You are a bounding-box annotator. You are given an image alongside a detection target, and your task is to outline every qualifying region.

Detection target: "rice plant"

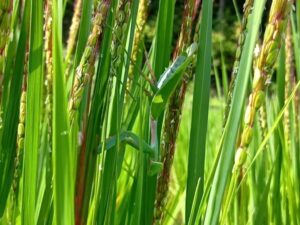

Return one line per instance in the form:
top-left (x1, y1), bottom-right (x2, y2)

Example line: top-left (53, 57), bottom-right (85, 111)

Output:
top-left (0, 0), bottom-right (299, 225)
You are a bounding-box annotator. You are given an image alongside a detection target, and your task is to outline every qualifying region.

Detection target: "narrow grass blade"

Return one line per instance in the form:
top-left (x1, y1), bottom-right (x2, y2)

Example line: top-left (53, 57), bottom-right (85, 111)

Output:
top-left (153, 0), bottom-right (176, 78)
top-left (22, 0), bottom-right (43, 223)
top-left (204, 1), bottom-right (266, 224)
top-left (0, 0), bottom-right (30, 216)
top-left (52, 0), bottom-right (74, 224)
top-left (144, 0), bottom-right (176, 224)
top-left (186, 0), bottom-right (212, 222)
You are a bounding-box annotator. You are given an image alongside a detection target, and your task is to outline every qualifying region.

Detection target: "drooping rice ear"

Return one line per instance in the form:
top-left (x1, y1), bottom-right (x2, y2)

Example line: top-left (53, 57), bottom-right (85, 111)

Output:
top-left (223, 0), bottom-right (254, 128)
top-left (44, 0), bottom-right (53, 145)
top-left (233, 0), bottom-right (292, 171)
top-left (0, 0), bottom-right (13, 102)
top-left (68, 0), bottom-right (110, 124)
top-left (110, 0), bottom-right (132, 77)
top-left (11, 49), bottom-right (29, 221)
top-left (65, 0), bottom-right (82, 80)
top-left (128, 0), bottom-right (150, 79)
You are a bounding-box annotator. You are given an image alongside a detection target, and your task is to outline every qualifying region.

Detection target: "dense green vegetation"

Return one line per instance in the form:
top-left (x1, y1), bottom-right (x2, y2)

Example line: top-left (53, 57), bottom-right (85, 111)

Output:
top-left (0, 0), bottom-right (299, 224)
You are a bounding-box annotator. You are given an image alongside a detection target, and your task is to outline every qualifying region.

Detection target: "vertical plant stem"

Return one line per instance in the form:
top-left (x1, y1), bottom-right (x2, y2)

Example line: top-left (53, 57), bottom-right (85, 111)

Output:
top-left (72, 1), bottom-right (111, 224)
top-left (22, 0), bottom-right (44, 223)
top-left (45, 0), bottom-right (53, 148)
top-left (11, 62), bottom-right (27, 225)
top-left (95, 1), bottom-right (132, 224)
top-left (223, 0), bottom-right (254, 128)
top-left (68, 0), bottom-right (109, 124)
top-left (186, 0), bottom-right (212, 223)
top-left (284, 20), bottom-right (294, 149)
top-left (204, 1), bottom-right (266, 224)
top-left (153, 0), bottom-right (194, 224)
top-left (128, 0), bottom-right (150, 79)
top-left (0, 0), bottom-right (30, 216)
top-left (233, 0), bottom-right (292, 172)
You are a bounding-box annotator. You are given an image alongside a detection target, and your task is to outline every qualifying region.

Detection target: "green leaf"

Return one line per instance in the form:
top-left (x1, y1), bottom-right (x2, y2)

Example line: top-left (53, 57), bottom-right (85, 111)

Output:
top-left (152, 0), bottom-right (176, 78)
top-left (52, 0), bottom-right (74, 224)
top-left (0, 0), bottom-right (30, 216)
top-left (185, 0), bottom-right (212, 222)
top-left (67, 0), bottom-right (94, 90)
top-left (203, 1), bottom-right (267, 225)
top-left (22, 0), bottom-right (43, 223)
top-left (143, 1), bottom-right (176, 224)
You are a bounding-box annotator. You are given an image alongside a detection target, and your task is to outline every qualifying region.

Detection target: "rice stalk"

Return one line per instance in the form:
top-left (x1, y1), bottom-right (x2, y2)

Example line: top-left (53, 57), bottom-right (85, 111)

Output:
top-left (223, 0), bottom-right (254, 128)
top-left (73, 1), bottom-right (113, 224)
top-left (0, 1), bottom-right (299, 224)
top-left (293, 82), bottom-right (299, 149)
top-left (153, 0), bottom-right (195, 224)
top-left (65, 0), bottom-right (82, 80)
top-left (10, 90), bottom-right (26, 220)
top-left (0, 0), bottom-right (13, 104)
top-left (45, 0), bottom-right (53, 146)
top-left (254, 43), bottom-right (269, 151)
top-left (0, 0), bottom-right (12, 71)
top-left (233, 0), bottom-right (292, 172)
top-left (284, 20), bottom-right (294, 148)
top-left (258, 103), bottom-right (268, 149)
top-left (110, 0), bottom-right (132, 77)
top-left (68, 0), bottom-right (110, 124)
top-left (10, 48), bottom-right (28, 224)
top-left (128, 0), bottom-right (150, 78)
top-left (76, 0), bottom-right (131, 224)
